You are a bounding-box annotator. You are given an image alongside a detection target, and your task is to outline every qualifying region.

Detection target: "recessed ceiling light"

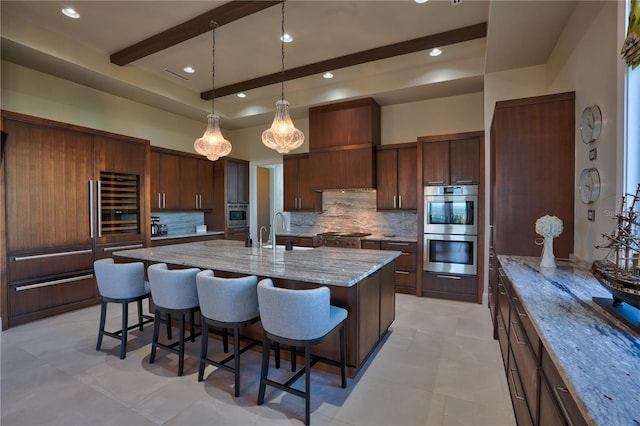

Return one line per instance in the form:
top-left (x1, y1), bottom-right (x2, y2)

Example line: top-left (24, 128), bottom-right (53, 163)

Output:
top-left (183, 66), bottom-right (195, 74)
top-left (281, 33), bottom-right (293, 43)
top-left (61, 7), bottom-right (80, 18)
top-left (323, 72), bottom-right (334, 79)
top-left (429, 48), bottom-right (442, 57)
top-left (237, 93), bottom-right (247, 98)
top-left (415, 0), bottom-right (429, 3)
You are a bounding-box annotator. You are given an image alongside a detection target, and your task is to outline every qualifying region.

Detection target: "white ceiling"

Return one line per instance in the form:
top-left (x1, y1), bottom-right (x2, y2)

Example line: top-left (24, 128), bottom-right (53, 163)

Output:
top-left (0, 1), bottom-right (577, 129)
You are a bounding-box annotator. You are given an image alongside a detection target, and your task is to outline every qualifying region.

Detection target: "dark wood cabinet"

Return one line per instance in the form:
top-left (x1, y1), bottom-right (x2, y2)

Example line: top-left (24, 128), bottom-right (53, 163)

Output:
top-left (491, 92), bottom-right (575, 258)
top-left (494, 258), bottom-right (588, 426)
top-left (309, 98), bottom-right (380, 190)
top-left (283, 154), bottom-right (321, 212)
top-left (227, 159), bottom-right (249, 204)
top-left (180, 156), bottom-right (213, 210)
top-left (421, 134), bottom-right (480, 185)
top-left (151, 150), bottom-right (180, 210)
top-left (275, 235), bottom-right (314, 247)
top-left (422, 272), bottom-right (478, 303)
top-left (381, 240), bottom-right (417, 294)
top-left (376, 144), bottom-right (417, 211)
top-left (2, 111), bottom-right (149, 327)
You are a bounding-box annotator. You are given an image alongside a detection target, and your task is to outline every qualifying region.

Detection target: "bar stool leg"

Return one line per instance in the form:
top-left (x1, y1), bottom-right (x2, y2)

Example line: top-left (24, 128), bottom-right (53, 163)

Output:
top-left (150, 309), bottom-right (160, 364)
top-left (137, 299), bottom-right (144, 331)
top-left (233, 327), bottom-right (241, 397)
top-left (198, 321), bottom-right (209, 382)
top-left (120, 302), bottom-right (128, 359)
top-left (304, 343), bottom-right (311, 426)
top-left (257, 335), bottom-right (271, 405)
top-left (96, 300), bottom-right (107, 351)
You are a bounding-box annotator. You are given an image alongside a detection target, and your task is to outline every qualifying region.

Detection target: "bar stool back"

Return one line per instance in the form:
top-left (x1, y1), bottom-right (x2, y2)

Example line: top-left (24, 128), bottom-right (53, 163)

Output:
top-left (256, 279), bottom-right (348, 425)
top-left (94, 258), bottom-right (153, 359)
top-left (147, 263), bottom-right (200, 376)
top-left (196, 270), bottom-right (260, 396)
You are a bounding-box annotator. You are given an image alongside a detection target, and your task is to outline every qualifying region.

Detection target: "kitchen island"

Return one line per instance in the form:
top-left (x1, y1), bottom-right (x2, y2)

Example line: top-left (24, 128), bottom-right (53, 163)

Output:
top-left (114, 239), bottom-right (401, 377)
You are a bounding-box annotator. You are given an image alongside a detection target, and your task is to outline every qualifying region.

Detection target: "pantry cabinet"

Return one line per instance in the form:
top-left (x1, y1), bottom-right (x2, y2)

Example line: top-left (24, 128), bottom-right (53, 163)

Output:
top-left (151, 150), bottom-right (180, 210)
top-left (2, 110), bottom-right (149, 327)
top-left (226, 159), bottom-right (249, 204)
top-left (376, 143), bottom-right (417, 211)
top-left (180, 156), bottom-right (214, 210)
top-left (283, 154), bottom-right (321, 212)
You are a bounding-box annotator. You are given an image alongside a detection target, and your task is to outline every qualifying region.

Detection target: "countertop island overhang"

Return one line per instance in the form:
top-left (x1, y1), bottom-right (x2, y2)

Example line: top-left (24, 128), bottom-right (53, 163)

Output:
top-left (114, 240), bottom-right (401, 377)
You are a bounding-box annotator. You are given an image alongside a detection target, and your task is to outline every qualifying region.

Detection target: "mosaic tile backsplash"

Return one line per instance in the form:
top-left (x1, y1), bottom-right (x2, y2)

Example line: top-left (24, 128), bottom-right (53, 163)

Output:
top-left (289, 191), bottom-right (417, 239)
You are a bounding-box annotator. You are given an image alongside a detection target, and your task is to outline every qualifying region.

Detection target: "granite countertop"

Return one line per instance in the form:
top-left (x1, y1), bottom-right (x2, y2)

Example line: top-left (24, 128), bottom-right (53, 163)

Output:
top-left (150, 231), bottom-right (224, 241)
top-left (115, 239), bottom-right (401, 287)
top-left (498, 255), bottom-right (640, 426)
top-left (275, 232), bottom-right (417, 243)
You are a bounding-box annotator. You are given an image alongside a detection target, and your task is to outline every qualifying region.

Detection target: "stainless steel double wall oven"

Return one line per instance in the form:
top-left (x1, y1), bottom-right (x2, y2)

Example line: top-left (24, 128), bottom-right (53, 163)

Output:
top-left (423, 185), bottom-right (478, 276)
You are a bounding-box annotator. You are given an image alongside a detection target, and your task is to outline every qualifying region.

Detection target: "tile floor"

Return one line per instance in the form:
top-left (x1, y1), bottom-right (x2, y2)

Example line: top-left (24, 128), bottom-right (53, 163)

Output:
top-left (1, 294), bottom-right (515, 425)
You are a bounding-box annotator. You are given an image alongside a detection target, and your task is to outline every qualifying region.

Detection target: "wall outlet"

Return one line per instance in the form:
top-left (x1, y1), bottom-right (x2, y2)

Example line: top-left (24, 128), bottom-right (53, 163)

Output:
top-left (589, 148), bottom-right (597, 161)
top-left (587, 209), bottom-right (595, 221)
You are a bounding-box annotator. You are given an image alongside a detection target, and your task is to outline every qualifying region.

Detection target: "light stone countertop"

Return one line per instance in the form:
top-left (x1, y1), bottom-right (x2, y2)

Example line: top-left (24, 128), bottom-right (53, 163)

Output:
top-left (498, 255), bottom-right (640, 426)
top-left (115, 239), bottom-right (401, 287)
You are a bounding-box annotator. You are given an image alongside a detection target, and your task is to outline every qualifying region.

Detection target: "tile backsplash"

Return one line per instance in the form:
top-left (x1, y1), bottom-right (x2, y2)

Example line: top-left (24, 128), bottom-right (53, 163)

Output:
top-left (153, 212), bottom-right (205, 235)
top-left (289, 191), bottom-right (417, 239)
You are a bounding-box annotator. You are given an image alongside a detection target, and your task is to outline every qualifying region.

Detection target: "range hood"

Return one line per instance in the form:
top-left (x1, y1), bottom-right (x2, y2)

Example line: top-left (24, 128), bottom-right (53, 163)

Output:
top-left (308, 98), bottom-right (380, 191)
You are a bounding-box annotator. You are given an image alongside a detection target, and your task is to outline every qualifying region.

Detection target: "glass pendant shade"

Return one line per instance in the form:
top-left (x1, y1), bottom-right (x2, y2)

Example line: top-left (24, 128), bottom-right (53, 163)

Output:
top-left (261, 100), bottom-right (304, 154)
top-left (194, 113), bottom-right (231, 161)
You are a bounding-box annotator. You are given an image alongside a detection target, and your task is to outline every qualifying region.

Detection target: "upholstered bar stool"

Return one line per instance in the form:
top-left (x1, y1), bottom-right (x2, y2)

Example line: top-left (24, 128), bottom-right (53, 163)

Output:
top-left (257, 279), bottom-right (348, 426)
top-left (94, 258), bottom-right (153, 359)
top-left (147, 263), bottom-right (201, 376)
top-left (196, 270), bottom-right (261, 396)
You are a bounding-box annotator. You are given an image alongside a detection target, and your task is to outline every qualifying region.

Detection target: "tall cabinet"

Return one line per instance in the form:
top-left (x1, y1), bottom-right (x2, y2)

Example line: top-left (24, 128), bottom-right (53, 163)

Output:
top-left (2, 111), bottom-right (149, 328)
top-left (490, 92), bottom-right (575, 258)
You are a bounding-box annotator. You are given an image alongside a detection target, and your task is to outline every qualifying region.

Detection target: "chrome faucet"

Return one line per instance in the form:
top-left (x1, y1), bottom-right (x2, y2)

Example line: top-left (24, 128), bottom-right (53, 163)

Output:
top-left (259, 225), bottom-right (268, 248)
top-left (270, 211), bottom-right (286, 252)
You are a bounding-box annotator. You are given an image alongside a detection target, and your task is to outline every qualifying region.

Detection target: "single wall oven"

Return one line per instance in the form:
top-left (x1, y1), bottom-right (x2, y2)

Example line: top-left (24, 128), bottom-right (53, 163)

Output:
top-left (423, 185), bottom-right (478, 276)
top-left (227, 203), bottom-right (248, 228)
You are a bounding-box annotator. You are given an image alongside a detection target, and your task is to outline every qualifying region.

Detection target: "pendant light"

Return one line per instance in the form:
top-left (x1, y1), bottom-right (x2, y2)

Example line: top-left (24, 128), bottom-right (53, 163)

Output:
top-left (261, 0), bottom-right (304, 154)
top-left (194, 21), bottom-right (231, 161)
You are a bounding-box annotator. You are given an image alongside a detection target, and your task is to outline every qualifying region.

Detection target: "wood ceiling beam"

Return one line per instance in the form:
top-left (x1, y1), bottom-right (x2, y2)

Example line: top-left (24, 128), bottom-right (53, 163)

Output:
top-left (202, 22), bottom-right (487, 100)
top-left (110, 1), bottom-right (280, 66)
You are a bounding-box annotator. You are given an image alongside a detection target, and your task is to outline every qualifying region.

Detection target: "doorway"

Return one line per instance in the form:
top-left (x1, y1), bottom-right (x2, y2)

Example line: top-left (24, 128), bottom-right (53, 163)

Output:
top-left (250, 162), bottom-right (285, 244)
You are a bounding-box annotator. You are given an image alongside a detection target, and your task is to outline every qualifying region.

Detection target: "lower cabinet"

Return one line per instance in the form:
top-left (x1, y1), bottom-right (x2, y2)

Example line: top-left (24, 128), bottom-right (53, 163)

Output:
top-left (226, 227), bottom-right (249, 242)
top-left (422, 272), bottom-right (478, 302)
top-left (151, 234), bottom-right (223, 247)
top-left (275, 235), bottom-right (314, 247)
top-left (495, 259), bottom-right (587, 426)
top-left (361, 239), bottom-right (417, 294)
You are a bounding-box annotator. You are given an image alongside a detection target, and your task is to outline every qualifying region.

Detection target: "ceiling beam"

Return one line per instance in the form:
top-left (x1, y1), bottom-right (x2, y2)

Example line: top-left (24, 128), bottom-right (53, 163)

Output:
top-left (110, 1), bottom-right (280, 66)
top-left (202, 22), bottom-right (487, 100)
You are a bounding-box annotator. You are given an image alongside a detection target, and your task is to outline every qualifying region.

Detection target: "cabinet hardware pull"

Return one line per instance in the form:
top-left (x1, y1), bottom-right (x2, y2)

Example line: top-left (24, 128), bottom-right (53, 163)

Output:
top-left (163, 193), bottom-right (166, 209)
top-left (395, 270), bottom-right (410, 275)
top-left (299, 197), bottom-right (302, 209)
top-left (436, 274), bottom-right (461, 280)
top-left (89, 180), bottom-right (95, 238)
top-left (13, 249), bottom-right (93, 261)
top-left (97, 180), bottom-right (103, 237)
top-left (513, 299), bottom-right (528, 318)
top-left (399, 195), bottom-right (402, 209)
top-left (103, 244), bottom-right (144, 252)
top-left (552, 386), bottom-right (575, 426)
top-left (196, 194), bottom-right (199, 208)
top-left (158, 193), bottom-right (162, 209)
top-left (401, 252), bottom-right (410, 256)
top-left (428, 180), bottom-right (444, 185)
top-left (393, 195), bottom-right (397, 209)
top-left (456, 180), bottom-right (473, 184)
top-left (498, 267), bottom-right (506, 277)
top-left (510, 321), bottom-right (527, 346)
top-left (509, 367), bottom-right (526, 400)
top-left (388, 242), bottom-right (409, 246)
top-left (15, 274), bottom-right (94, 291)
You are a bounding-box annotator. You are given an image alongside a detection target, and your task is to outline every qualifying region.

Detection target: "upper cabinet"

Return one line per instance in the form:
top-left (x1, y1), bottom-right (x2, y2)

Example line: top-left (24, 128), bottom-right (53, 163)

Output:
top-left (283, 154), bottom-right (322, 212)
top-left (376, 143), bottom-right (417, 211)
top-left (309, 98), bottom-right (380, 190)
top-left (226, 159), bottom-right (249, 204)
top-left (421, 133), bottom-right (481, 186)
top-left (151, 148), bottom-right (214, 211)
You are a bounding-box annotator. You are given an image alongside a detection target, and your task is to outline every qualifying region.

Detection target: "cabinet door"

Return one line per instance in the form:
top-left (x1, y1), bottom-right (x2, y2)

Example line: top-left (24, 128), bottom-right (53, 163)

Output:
top-left (227, 160), bottom-right (239, 203)
top-left (152, 152), bottom-right (180, 210)
top-left (396, 146), bottom-right (417, 210)
top-left (4, 118), bottom-right (94, 252)
top-left (450, 137), bottom-right (480, 184)
top-left (180, 157), bottom-right (199, 210)
top-left (197, 159), bottom-right (214, 210)
top-left (422, 141), bottom-right (449, 185)
top-left (237, 161), bottom-right (249, 203)
top-left (151, 150), bottom-right (161, 210)
top-left (376, 149), bottom-right (398, 210)
top-left (283, 157), bottom-right (299, 211)
top-left (297, 156), bottom-right (319, 210)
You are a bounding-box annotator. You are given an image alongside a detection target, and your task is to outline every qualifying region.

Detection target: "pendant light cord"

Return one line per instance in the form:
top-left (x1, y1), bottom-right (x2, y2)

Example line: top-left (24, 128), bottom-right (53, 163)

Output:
top-left (211, 20), bottom-right (217, 114)
top-left (280, 0), bottom-right (285, 102)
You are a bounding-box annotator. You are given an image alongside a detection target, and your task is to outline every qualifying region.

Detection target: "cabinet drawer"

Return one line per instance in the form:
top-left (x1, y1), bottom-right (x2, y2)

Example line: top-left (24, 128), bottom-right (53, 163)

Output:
top-left (511, 295), bottom-right (540, 358)
top-left (395, 252), bottom-right (416, 270)
top-left (7, 249), bottom-right (94, 282)
top-left (394, 269), bottom-right (416, 293)
top-left (9, 273), bottom-right (97, 318)
top-left (422, 272), bottom-right (478, 302)
top-left (497, 278), bottom-right (510, 333)
top-left (380, 240), bottom-right (416, 252)
top-left (361, 240), bottom-right (381, 250)
top-left (497, 312), bottom-right (509, 371)
top-left (507, 348), bottom-right (534, 426)
top-left (541, 347), bottom-right (587, 426)
top-left (96, 242), bottom-right (145, 259)
top-left (509, 317), bottom-right (539, 424)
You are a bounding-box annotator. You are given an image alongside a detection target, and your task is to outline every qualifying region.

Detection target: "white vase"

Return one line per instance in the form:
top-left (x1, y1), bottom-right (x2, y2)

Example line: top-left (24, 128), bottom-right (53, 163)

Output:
top-left (540, 236), bottom-right (556, 268)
